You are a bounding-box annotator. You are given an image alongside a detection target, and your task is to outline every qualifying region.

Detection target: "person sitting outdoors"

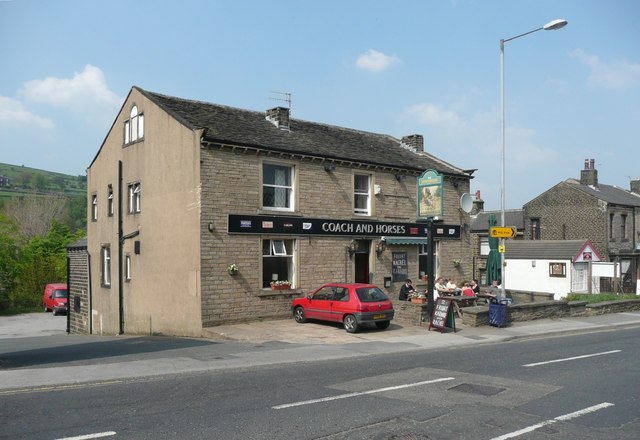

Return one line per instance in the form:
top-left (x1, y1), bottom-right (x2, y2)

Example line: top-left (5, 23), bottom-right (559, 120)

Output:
top-left (398, 279), bottom-right (415, 301)
top-left (446, 278), bottom-right (461, 293)
top-left (461, 282), bottom-right (475, 297)
top-left (471, 279), bottom-right (481, 295)
top-left (434, 277), bottom-right (450, 295)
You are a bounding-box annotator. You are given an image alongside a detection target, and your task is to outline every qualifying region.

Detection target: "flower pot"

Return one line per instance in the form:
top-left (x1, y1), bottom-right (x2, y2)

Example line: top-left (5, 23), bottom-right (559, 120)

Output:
top-left (271, 284), bottom-right (291, 291)
top-left (411, 298), bottom-right (426, 304)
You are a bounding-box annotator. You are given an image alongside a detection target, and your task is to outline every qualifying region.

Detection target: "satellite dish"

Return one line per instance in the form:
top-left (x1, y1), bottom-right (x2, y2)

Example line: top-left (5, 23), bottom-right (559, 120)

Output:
top-left (460, 193), bottom-right (473, 213)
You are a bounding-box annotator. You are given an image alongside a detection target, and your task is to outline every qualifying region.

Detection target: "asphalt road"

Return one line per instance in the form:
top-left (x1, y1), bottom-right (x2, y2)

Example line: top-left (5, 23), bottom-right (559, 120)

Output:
top-left (2, 326), bottom-right (638, 439)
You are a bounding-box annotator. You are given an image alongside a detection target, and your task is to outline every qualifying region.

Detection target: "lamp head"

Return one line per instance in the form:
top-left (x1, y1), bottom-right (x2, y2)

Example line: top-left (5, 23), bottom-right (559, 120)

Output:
top-left (543, 19), bottom-right (568, 31)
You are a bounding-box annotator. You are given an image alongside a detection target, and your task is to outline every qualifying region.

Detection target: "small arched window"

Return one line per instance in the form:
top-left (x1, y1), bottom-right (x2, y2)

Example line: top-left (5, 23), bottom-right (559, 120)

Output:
top-left (124, 105), bottom-right (144, 144)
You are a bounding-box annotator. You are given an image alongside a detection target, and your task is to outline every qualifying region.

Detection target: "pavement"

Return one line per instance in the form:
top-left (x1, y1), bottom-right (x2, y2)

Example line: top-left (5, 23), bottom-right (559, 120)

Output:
top-left (1, 311), bottom-right (640, 392)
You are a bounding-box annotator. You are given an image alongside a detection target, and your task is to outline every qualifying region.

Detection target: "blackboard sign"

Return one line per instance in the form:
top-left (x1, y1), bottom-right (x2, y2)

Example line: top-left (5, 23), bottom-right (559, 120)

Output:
top-left (392, 252), bottom-right (408, 282)
top-left (429, 297), bottom-right (456, 333)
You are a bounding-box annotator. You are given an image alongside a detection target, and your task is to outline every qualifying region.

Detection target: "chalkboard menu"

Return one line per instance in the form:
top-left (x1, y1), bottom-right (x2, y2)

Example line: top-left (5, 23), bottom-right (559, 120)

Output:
top-left (392, 252), bottom-right (408, 282)
top-left (429, 297), bottom-right (456, 333)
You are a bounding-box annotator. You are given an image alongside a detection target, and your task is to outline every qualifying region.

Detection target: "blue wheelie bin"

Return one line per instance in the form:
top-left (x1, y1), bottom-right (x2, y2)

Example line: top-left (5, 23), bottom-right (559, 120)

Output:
top-left (488, 298), bottom-right (509, 327)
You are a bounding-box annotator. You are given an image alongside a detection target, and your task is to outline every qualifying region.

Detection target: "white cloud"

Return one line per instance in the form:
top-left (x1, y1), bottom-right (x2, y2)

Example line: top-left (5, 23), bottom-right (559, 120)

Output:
top-left (400, 102), bottom-right (462, 127)
top-left (20, 64), bottom-right (121, 115)
top-left (570, 49), bottom-right (640, 89)
top-left (0, 96), bottom-right (54, 129)
top-left (356, 49), bottom-right (401, 73)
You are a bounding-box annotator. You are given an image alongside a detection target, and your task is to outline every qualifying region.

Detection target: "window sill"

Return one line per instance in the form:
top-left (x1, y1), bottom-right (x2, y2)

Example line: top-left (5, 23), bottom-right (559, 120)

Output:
top-left (258, 288), bottom-right (303, 298)
top-left (257, 209), bottom-right (300, 217)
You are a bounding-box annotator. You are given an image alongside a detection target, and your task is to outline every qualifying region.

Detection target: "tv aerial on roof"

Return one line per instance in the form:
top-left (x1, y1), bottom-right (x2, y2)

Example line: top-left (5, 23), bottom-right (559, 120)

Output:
top-left (269, 91), bottom-right (292, 110)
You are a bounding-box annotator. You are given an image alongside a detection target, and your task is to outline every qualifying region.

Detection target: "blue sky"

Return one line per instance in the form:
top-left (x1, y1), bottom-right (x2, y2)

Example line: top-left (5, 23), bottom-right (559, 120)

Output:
top-left (1, 0), bottom-right (638, 212)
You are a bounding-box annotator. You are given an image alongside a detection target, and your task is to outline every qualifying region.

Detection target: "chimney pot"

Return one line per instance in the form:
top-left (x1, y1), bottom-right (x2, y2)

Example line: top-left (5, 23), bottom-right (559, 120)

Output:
top-left (580, 159), bottom-right (598, 186)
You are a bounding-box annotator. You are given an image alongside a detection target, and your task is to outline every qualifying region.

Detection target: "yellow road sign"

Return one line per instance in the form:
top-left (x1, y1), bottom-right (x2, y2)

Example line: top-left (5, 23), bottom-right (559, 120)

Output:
top-left (490, 226), bottom-right (517, 239)
top-left (499, 245), bottom-right (506, 253)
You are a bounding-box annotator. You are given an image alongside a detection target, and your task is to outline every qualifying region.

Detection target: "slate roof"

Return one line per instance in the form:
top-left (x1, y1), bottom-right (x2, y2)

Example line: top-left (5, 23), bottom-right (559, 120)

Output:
top-left (470, 209), bottom-right (524, 232)
top-left (505, 240), bottom-right (593, 260)
top-left (137, 87), bottom-right (470, 177)
top-left (564, 178), bottom-right (640, 207)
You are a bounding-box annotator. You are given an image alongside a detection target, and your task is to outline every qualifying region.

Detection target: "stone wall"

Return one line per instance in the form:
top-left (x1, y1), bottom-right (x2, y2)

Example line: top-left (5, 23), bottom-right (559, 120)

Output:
top-left (67, 246), bottom-right (90, 334)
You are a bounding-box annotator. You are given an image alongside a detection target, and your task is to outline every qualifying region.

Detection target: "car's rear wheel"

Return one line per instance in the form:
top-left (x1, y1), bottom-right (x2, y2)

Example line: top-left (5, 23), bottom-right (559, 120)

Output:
top-left (375, 320), bottom-right (390, 330)
top-left (343, 315), bottom-right (359, 333)
top-left (293, 307), bottom-right (307, 323)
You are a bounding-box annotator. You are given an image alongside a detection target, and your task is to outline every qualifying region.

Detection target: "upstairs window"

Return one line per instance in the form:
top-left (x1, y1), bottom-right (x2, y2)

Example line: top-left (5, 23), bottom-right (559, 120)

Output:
top-left (91, 194), bottom-right (98, 221)
top-left (621, 214), bottom-right (628, 240)
top-left (530, 218), bottom-right (541, 240)
top-left (124, 105), bottom-right (144, 144)
top-left (107, 185), bottom-right (114, 217)
top-left (263, 163), bottom-right (294, 211)
top-left (354, 174), bottom-right (371, 216)
top-left (128, 182), bottom-right (141, 214)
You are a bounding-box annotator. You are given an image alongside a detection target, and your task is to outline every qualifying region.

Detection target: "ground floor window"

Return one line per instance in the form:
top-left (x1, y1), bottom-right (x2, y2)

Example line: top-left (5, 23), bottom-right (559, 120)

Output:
top-left (418, 242), bottom-right (439, 280)
top-left (262, 238), bottom-right (295, 288)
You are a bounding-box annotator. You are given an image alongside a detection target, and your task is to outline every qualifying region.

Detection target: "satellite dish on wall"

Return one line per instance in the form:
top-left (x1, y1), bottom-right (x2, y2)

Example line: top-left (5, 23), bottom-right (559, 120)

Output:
top-left (460, 193), bottom-right (473, 213)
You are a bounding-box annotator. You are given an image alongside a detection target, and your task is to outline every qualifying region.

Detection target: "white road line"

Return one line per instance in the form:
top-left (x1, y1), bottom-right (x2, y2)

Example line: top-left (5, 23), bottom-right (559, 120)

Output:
top-left (522, 350), bottom-right (621, 367)
top-left (56, 432), bottom-right (117, 440)
top-left (489, 402), bottom-right (614, 440)
top-left (272, 377), bottom-right (455, 409)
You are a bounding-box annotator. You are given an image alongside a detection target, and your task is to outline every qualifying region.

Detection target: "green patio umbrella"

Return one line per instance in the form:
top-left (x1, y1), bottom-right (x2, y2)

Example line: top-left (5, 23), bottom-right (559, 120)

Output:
top-left (486, 214), bottom-right (501, 285)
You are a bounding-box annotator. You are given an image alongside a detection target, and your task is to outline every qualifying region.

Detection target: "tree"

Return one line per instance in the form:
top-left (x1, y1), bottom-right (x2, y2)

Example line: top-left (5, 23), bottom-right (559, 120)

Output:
top-left (0, 214), bottom-right (19, 309)
top-left (3, 194), bottom-right (68, 240)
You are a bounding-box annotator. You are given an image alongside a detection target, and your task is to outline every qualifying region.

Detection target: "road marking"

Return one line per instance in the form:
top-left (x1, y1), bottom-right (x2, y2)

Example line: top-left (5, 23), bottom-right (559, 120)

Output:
top-left (489, 402), bottom-right (614, 440)
top-left (272, 377), bottom-right (455, 409)
top-left (56, 432), bottom-right (116, 440)
top-left (522, 350), bottom-right (621, 367)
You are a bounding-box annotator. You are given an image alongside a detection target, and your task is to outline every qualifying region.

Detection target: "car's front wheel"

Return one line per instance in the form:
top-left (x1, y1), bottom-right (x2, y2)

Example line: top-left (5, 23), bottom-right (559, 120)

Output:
top-left (343, 315), bottom-right (359, 333)
top-left (293, 307), bottom-right (307, 323)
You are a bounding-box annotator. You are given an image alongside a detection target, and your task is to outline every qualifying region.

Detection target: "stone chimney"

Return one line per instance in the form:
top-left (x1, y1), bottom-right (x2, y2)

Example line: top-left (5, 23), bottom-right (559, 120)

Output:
top-left (473, 190), bottom-right (484, 212)
top-left (400, 134), bottom-right (424, 153)
top-left (266, 107), bottom-right (290, 130)
top-left (580, 158), bottom-right (598, 187)
top-left (631, 179), bottom-right (640, 195)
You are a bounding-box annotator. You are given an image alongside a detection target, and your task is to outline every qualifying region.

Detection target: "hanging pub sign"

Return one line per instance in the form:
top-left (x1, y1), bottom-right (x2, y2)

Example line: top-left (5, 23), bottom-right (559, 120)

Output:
top-left (417, 169), bottom-right (443, 219)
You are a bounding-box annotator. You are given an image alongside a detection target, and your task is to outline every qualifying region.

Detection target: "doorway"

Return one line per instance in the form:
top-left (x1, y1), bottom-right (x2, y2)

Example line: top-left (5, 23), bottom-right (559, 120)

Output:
top-left (354, 240), bottom-right (371, 283)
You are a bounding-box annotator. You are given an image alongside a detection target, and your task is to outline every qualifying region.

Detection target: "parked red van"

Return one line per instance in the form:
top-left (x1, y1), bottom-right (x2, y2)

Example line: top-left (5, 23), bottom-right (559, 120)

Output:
top-left (43, 283), bottom-right (68, 315)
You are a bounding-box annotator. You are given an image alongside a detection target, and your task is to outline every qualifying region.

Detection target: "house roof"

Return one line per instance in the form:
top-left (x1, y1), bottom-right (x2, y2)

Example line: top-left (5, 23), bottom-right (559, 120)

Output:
top-left (564, 178), bottom-right (640, 207)
top-left (137, 87), bottom-right (471, 177)
top-left (470, 209), bottom-right (524, 232)
top-left (504, 240), bottom-right (597, 260)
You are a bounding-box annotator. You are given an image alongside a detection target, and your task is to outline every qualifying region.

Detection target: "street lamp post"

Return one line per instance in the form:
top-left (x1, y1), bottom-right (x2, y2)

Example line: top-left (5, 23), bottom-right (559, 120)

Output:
top-left (500, 18), bottom-right (567, 297)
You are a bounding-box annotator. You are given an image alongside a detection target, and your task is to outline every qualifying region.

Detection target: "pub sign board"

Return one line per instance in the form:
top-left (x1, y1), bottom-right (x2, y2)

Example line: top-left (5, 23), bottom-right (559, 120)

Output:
top-left (228, 214), bottom-right (461, 239)
top-left (392, 252), bottom-right (408, 282)
top-left (418, 169), bottom-right (443, 219)
top-left (429, 297), bottom-right (456, 333)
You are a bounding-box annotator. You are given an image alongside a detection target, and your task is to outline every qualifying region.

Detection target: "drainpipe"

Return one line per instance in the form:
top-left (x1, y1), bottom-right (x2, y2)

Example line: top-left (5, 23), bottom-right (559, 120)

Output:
top-left (118, 161), bottom-right (124, 334)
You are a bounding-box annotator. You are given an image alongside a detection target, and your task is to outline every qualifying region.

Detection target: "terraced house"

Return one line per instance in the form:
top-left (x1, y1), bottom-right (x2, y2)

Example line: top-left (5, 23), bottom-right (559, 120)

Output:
top-left (80, 87), bottom-right (474, 337)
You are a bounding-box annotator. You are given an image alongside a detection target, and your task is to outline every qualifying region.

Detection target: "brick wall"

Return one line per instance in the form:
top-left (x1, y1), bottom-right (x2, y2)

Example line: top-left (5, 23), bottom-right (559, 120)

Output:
top-left (67, 247), bottom-right (90, 334)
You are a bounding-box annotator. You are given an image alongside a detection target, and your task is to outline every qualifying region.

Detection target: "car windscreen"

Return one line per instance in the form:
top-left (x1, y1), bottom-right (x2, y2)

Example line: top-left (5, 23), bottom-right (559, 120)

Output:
top-left (355, 287), bottom-right (388, 302)
top-left (53, 290), bottom-right (67, 298)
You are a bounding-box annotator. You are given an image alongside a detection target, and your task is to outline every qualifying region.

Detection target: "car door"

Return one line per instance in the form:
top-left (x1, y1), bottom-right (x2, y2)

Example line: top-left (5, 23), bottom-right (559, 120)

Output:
top-left (306, 286), bottom-right (334, 321)
top-left (330, 287), bottom-right (350, 321)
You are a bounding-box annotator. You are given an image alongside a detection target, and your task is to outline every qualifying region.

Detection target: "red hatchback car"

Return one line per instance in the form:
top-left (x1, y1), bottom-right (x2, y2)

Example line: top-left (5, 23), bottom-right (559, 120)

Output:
top-left (292, 283), bottom-right (394, 333)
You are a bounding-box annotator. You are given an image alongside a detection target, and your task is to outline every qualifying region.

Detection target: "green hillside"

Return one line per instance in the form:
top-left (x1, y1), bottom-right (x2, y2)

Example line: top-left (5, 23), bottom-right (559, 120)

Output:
top-left (0, 163), bottom-right (86, 206)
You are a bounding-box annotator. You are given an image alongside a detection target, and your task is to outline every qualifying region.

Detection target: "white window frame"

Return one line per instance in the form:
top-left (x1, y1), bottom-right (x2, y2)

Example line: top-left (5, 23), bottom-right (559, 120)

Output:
top-left (107, 185), bottom-right (114, 217)
top-left (272, 240), bottom-right (287, 256)
top-left (353, 173), bottom-right (371, 216)
top-left (480, 236), bottom-right (490, 256)
top-left (91, 194), bottom-right (98, 221)
top-left (262, 238), bottom-right (296, 288)
top-left (262, 162), bottom-right (294, 211)
top-left (128, 182), bottom-right (141, 214)
top-left (125, 254), bottom-right (131, 282)
top-left (101, 245), bottom-right (111, 287)
top-left (124, 105), bottom-right (144, 145)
